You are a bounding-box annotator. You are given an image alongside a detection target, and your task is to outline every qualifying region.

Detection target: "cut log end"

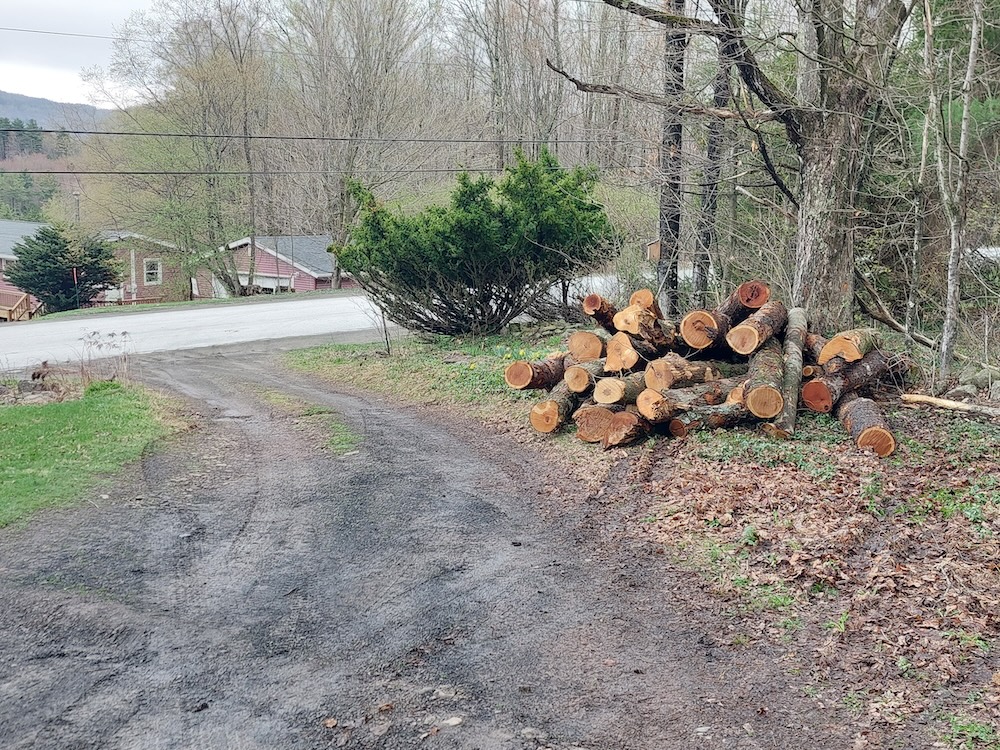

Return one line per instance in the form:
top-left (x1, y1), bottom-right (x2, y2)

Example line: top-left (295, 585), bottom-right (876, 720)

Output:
top-left (529, 400), bottom-right (562, 433)
top-left (567, 331), bottom-right (605, 362)
top-left (594, 379), bottom-right (627, 404)
top-left (736, 280), bottom-right (770, 309)
top-left (726, 324), bottom-right (761, 355)
top-left (679, 310), bottom-right (721, 349)
top-left (801, 379), bottom-right (834, 413)
top-left (564, 364), bottom-right (596, 393)
top-left (504, 361), bottom-right (535, 390)
top-left (745, 385), bottom-right (783, 419)
top-left (857, 425), bottom-right (896, 457)
top-left (602, 412), bottom-right (651, 449)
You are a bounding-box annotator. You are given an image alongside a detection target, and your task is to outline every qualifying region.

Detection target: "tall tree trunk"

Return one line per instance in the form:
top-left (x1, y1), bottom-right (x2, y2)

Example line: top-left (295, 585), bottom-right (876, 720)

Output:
top-left (657, 0), bottom-right (686, 316)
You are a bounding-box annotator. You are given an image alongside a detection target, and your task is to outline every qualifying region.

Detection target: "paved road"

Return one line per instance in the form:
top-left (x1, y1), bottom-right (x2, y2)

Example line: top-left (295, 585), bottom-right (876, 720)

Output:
top-left (0, 294), bottom-right (382, 372)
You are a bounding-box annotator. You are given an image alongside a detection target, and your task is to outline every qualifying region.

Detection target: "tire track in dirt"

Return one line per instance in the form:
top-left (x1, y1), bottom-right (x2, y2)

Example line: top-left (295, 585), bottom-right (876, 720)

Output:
top-left (0, 346), bottom-right (853, 749)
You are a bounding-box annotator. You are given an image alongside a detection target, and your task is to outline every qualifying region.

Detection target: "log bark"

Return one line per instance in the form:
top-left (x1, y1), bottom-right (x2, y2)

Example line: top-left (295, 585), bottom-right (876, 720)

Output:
top-left (564, 360), bottom-right (606, 394)
top-left (594, 372), bottom-right (647, 405)
top-left (762, 306), bottom-right (807, 439)
top-left (725, 300), bottom-right (788, 355)
top-left (803, 332), bottom-right (827, 363)
top-left (636, 378), bottom-right (740, 423)
top-left (818, 328), bottom-right (881, 365)
top-left (744, 338), bottom-right (785, 419)
top-left (836, 392), bottom-right (896, 457)
top-left (801, 349), bottom-right (901, 413)
top-left (629, 288), bottom-right (664, 319)
top-left (644, 352), bottom-right (723, 390)
top-left (582, 294), bottom-right (619, 334)
top-left (567, 331), bottom-right (606, 362)
top-left (668, 403), bottom-right (750, 437)
top-left (900, 393), bottom-right (1000, 418)
top-left (602, 411), bottom-right (652, 449)
top-left (504, 353), bottom-right (571, 390)
top-left (529, 382), bottom-right (579, 433)
top-left (573, 403), bottom-right (624, 443)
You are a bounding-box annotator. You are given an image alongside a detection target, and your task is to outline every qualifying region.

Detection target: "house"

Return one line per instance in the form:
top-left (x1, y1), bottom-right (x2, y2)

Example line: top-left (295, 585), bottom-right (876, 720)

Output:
top-left (0, 219), bottom-right (44, 321)
top-left (222, 234), bottom-right (355, 295)
top-left (97, 231), bottom-right (212, 305)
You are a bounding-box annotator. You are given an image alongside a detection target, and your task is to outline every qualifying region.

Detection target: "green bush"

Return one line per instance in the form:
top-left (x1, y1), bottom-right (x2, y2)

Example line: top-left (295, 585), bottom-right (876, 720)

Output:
top-left (339, 149), bottom-right (616, 335)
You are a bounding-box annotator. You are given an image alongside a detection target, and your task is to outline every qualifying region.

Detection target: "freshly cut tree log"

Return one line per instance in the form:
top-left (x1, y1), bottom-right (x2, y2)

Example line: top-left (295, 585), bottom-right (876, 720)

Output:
top-left (678, 279), bottom-right (770, 349)
top-left (803, 332), bottom-right (828, 363)
top-left (743, 338), bottom-right (785, 419)
top-left (733, 279), bottom-right (771, 309)
top-left (836, 393), bottom-right (896, 457)
top-left (802, 349), bottom-right (901, 413)
top-left (567, 331), bottom-right (607, 362)
top-left (644, 352), bottom-right (723, 390)
top-left (668, 403), bottom-right (750, 437)
top-left (900, 393), bottom-right (1000, 418)
top-left (822, 355), bottom-right (849, 375)
top-left (529, 382), bottom-right (579, 433)
top-left (594, 372), bottom-right (647, 405)
top-left (612, 304), bottom-right (678, 349)
top-left (762, 307), bottom-right (807, 439)
top-left (573, 403), bottom-right (624, 443)
top-left (725, 381), bottom-right (747, 405)
top-left (725, 300), bottom-right (788, 355)
top-left (582, 294), bottom-right (619, 335)
top-left (636, 378), bottom-right (739, 423)
top-left (504, 353), bottom-right (571, 390)
top-left (818, 328), bottom-right (881, 365)
top-left (602, 411), bottom-right (652, 449)
top-left (629, 288), bottom-right (663, 319)
top-left (802, 364), bottom-right (824, 378)
top-left (564, 360), bottom-right (606, 393)
top-left (605, 332), bottom-right (658, 372)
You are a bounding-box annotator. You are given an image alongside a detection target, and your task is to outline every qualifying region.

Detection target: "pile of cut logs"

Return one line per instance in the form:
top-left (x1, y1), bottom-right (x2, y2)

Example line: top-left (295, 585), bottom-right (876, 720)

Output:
top-left (504, 281), bottom-right (910, 456)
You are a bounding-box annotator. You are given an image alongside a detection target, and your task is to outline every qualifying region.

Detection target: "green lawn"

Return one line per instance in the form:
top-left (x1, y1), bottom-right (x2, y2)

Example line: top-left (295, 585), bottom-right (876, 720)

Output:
top-left (0, 382), bottom-right (172, 526)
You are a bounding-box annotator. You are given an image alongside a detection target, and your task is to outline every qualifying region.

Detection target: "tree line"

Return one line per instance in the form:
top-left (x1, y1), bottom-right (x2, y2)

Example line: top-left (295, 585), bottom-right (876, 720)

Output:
top-left (65, 0), bottom-right (999, 375)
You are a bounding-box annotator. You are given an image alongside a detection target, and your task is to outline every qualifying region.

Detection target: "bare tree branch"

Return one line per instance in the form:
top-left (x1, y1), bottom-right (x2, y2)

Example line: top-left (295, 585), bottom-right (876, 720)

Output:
top-left (545, 60), bottom-right (778, 122)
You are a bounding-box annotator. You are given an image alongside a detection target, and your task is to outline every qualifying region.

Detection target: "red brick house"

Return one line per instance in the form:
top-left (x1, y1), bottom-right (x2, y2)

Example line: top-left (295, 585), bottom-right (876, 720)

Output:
top-left (222, 235), bottom-right (355, 294)
top-left (97, 231), bottom-right (214, 304)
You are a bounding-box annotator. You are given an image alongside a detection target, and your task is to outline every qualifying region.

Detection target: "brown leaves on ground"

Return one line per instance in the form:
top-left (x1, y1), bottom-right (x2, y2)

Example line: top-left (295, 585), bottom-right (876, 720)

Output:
top-left (610, 408), bottom-right (1000, 747)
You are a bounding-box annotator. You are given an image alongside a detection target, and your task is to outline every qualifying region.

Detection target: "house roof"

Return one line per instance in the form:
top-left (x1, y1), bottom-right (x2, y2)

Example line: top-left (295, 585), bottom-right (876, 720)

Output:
top-left (0, 219), bottom-right (46, 260)
top-left (231, 235), bottom-right (335, 278)
top-left (98, 230), bottom-right (178, 250)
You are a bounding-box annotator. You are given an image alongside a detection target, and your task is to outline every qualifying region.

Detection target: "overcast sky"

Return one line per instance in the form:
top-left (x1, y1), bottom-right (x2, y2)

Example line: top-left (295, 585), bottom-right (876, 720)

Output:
top-left (0, 0), bottom-right (157, 105)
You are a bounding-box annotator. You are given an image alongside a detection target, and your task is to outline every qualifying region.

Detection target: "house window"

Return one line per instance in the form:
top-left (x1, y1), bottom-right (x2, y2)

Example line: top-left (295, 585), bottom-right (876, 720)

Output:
top-left (144, 259), bottom-right (162, 285)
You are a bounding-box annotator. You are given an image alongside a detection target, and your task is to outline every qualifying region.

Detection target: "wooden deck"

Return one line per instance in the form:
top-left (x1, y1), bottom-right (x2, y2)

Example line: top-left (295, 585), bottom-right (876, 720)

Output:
top-left (0, 290), bottom-right (35, 322)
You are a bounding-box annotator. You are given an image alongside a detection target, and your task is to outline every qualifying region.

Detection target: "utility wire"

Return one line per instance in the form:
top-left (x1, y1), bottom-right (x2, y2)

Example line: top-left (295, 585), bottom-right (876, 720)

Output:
top-left (0, 127), bottom-right (643, 147)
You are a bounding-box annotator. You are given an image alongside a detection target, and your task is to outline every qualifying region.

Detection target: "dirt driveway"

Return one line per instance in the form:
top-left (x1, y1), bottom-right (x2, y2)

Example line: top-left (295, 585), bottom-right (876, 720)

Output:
top-left (0, 346), bottom-right (852, 749)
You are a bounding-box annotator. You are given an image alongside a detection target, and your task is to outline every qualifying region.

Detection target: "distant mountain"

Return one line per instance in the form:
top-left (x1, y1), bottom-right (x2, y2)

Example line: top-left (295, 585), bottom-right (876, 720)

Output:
top-left (0, 91), bottom-right (112, 129)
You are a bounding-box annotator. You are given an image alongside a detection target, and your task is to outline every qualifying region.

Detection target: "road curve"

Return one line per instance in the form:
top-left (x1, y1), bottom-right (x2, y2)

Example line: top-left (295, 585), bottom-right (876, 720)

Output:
top-left (0, 294), bottom-right (381, 372)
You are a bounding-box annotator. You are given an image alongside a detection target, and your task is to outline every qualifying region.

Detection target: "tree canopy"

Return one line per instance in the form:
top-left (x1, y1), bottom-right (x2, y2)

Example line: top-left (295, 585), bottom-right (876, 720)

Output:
top-left (7, 226), bottom-right (121, 313)
top-left (339, 149), bottom-right (617, 335)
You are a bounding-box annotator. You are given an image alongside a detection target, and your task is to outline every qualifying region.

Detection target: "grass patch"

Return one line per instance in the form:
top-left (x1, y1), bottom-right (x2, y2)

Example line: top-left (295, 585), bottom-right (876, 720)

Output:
top-left (253, 386), bottom-right (360, 455)
top-left (284, 332), bottom-right (567, 417)
top-left (0, 381), bottom-right (173, 526)
top-left (944, 715), bottom-right (1000, 749)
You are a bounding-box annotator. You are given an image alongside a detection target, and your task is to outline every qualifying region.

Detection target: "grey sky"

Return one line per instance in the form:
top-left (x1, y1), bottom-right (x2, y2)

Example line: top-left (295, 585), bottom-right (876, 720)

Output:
top-left (0, 1), bottom-right (156, 104)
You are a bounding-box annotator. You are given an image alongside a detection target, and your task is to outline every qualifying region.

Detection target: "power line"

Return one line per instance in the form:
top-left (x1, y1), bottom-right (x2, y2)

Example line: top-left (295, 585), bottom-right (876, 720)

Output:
top-left (0, 127), bottom-right (633, 147)
top-left (0, 168), bottom-right (509, 176)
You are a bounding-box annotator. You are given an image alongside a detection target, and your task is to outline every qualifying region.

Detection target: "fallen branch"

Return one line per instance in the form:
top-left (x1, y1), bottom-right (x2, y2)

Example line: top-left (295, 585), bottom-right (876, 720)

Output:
top-left (900, 393), bottom-right (1000, 418)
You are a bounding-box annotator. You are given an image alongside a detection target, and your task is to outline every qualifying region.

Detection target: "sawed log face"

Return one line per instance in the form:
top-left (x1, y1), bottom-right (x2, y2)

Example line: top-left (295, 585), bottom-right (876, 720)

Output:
top-left (726, 300), bottom-right (788, 355)
top-left (530, 382), bottom-right (579, 433)
top-left (744, 338), bottom-right (785, 419)
top-left (836, 392), bottom-right (896, 457)
top-left (602, 412), bottom-right (652, 450)
top-left (801, 349), bottom-right (897, 413)
top-left (573, 403), bottom-right (624, 443)
top-left (582, 294), bottom-right (619, 334)
top-left (504, 353), bottom-right (571, 390)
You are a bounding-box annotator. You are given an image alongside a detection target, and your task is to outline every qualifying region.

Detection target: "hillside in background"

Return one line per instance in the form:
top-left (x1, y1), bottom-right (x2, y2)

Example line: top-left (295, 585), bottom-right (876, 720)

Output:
top-left (0, 90), bottom-right (110, 128)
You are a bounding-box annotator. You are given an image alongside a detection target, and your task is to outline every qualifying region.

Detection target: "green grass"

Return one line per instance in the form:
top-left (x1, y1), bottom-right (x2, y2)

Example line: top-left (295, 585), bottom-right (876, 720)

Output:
top-left (284, 332), bottom-right (567, 413)
top-left (0, 381), bottom-right (171, 526)
top-left (253, 386), bottom-right (361, 455)
top-left (944, 715), bottom-right (1000, 749)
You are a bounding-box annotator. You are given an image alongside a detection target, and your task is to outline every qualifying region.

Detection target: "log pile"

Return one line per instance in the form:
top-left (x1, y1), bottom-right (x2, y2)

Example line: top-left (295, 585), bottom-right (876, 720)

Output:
top-left (505, 282), bottom-right (915, 457)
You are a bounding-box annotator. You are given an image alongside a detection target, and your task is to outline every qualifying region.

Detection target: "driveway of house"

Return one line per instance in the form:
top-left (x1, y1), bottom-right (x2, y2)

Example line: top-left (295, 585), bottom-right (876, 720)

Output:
top-left (0, 345), bottom-right (851, 749)
top-left (0, 293), bottom-right (382, 372)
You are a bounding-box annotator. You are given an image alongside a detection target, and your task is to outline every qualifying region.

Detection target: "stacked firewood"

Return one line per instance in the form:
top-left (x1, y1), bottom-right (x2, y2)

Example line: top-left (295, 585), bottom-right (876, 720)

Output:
top-left (504, 281), bottom-right (910, 456)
